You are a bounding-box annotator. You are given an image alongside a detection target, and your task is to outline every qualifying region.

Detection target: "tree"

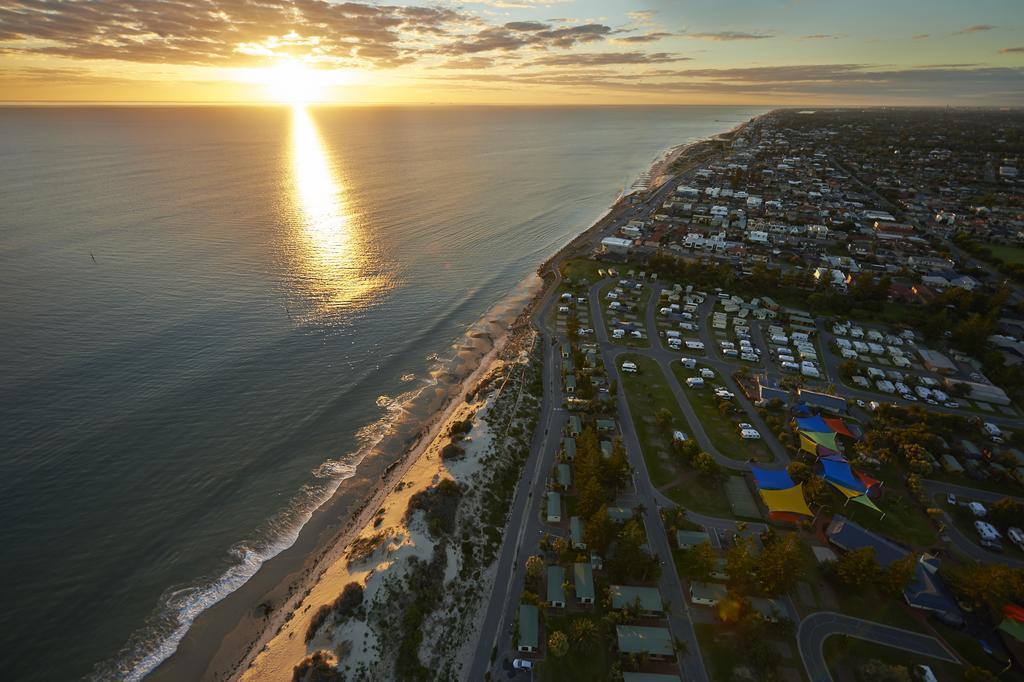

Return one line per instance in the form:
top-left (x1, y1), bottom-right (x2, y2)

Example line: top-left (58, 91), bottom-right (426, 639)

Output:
top-left (576, 475), bottom-right (604, 519)
top-left (686, 541), bottom-right (716, 582)
top-left (548, 630), bottom-right (569, 657)
top-left (835, 547), bottom-right (879, 589)
top-left (878, 554), bottom-right (916, 596)
top-left (756, 534), bottom-right (805, 595)
top-left (569, 617), bottom-right (598, 651)
top-left (989, 498), bottom-right (1024, 530)
top-left (525, 555), bottom-right (545, 580)
top-left (786, 461), bottom-right (813, 483)
top-left (693, 451), bottom-right (722, 480)
top-left (726, 538), bottom-right (758, 595)
top-left (584, 505), bottom-right (616, 554)
top-left (655, 408), bottom-right (674, 433)
top-left (953, 563), bottom-right (1024, 614)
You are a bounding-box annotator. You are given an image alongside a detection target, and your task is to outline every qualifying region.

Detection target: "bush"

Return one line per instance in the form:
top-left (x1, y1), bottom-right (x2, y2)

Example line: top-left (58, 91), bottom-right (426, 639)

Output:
top-left (406, 478), bottom-right (464, 537)
top-left (292, 650), bottom-right (342, 682)
top-left (441, 443), bottom-right (465, 460)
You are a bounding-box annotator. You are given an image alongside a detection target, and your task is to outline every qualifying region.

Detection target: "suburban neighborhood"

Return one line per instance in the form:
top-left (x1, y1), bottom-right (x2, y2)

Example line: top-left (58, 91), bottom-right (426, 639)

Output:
top-left (480, 109), bottom-right (1024, 682)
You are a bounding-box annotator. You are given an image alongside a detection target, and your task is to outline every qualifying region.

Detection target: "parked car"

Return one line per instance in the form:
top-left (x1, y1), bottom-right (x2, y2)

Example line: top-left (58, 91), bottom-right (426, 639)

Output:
top-left (513, 659), bottom-right (534, 670)
top-left (740, 429), bottom-right (761, 440)
top-left (947, 493), bottom-right (957, 506)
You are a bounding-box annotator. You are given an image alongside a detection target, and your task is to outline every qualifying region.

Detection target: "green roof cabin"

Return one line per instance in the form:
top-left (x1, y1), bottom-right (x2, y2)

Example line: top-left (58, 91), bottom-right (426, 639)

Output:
top-left (616, 625), bottom-right (674, 660)
top-left (569, 516), bottom-right (586, 549)
top-left (610, 585), bottom-right (663, 616)
top-left (563, 437), bottom-right (577, 461)
top-left (557, 463), bottom-right (572, 488)
top-left (574, 562), bottom-right (595, 604)
top-left (517, 604), bottom-right (538, 652)
top-left (546, 491), bottom-right (561, 523)
top-left (547, 565), bottom-right (566, 608)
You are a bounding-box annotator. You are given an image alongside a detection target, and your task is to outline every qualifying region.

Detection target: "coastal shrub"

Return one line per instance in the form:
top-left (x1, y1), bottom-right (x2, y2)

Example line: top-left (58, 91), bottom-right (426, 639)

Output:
top-left (440, 443), bottom-right (464, 460)
top-left (292, 650), bottom-right (342, 682)
top-left (449, 419), bottom-right (473, 437)
top-left (305, 605), bottom-right (333, 643)
top-left (406, 478), bottom-right (463, 537)
top-left (303, 582), bottom-right (365, 643)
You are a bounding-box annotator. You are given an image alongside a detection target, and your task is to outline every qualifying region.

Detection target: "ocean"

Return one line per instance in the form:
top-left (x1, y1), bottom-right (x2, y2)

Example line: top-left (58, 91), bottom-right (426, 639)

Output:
top-left (0, 104), bottom-right (765, 680)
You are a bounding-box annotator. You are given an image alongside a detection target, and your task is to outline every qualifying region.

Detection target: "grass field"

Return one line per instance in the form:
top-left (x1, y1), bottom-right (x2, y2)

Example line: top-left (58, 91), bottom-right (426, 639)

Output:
top-left (618, 353), bottom-right (693, 487)
top-left (988, 243), bottom-right (1024, 266)
top-left (665, 472), bottom-right (737, 517)
top-left (670, 362), bottom-right (772, 462)
top-left (823, 635), bottom-right (970, 681)
top-left (537, 611), bottom-right (616, 681)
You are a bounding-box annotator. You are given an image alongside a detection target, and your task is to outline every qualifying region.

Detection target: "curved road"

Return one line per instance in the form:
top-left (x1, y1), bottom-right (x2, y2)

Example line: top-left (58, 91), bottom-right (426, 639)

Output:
top-left (798, 611), bottom-right (959, 682)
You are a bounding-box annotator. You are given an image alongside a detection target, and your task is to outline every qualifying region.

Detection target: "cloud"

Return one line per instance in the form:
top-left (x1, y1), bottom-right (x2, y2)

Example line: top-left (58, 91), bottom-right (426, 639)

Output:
top-left (432, 63), bottom-right (1024, 103)
top-left (527, 51), bottom-right (690, 67)
top-left (801, 34), bottom-right (839, 40)
top-left (627, 10), bottom-right (656, 24)
top-left (682, 31), bottom-right (774, 41)
top-left (954, 24), bottom-right (995, 35)
top-left (912, 34), bottom-right (930, 40)
top-left (503, 21), bottom-right (549, 32)
top-left (437, 56), bottom-right (496, 69)
top-left (612, 32), bottom-right (674, 44)
top-left (0, 0), bottom-right (477, 68)
top-left (437, 22), bottom-right (612, 55)
top-left (999, 47), bottom-right (1024, 54)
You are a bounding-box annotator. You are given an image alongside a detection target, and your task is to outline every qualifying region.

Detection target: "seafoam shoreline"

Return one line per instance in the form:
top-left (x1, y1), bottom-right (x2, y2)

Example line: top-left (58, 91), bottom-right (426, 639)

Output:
top-left (138, 111), bottom-right (766, 681)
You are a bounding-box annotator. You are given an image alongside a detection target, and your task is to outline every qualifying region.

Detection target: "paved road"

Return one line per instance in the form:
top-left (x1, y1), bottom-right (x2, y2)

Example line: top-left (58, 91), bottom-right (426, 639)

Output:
top-left (470, 171), bottom-right (691, 679)
top-left (919, 480), bottom-right (1024, 567)
top-left (591, 280), bottom-right (790, 472)
top-left (922, 479), bottom-right (1024, 505)
top-left (468, 262), bottom-right (568, 680)
top-left (798, 611), bottom-right (959, 682)
top-left (592, 281), bottom-right (710, 682)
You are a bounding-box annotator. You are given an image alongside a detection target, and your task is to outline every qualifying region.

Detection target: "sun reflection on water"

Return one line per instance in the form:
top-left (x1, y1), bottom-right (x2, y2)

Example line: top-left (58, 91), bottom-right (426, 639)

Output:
top-left (287, 104), bottom-right (385, 315)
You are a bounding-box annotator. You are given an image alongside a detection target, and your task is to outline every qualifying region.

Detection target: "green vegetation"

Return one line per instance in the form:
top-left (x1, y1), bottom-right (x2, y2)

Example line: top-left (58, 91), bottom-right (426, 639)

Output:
top-left (406, 478), bottom-right (463, 538)
top-left (665, 473), bottom-right (734, 516)
top-left (670, 363), bottom-right (771, 462)
top-left (823, 635), bottom-right (973, 682)
top-left (305, 582), bottom-right (365, 643)
top-left (538, 612), bottom-right (618, 682)
top-left (617, 353), bottom-right (693, 486)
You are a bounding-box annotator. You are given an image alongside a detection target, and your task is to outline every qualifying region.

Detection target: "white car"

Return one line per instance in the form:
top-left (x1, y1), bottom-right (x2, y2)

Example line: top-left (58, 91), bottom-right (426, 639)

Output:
top-left (714, 389), bottom-right (735, 399)
top-left (740, 429), bottom-right (761, 440)
top-left (738, 423), bottom-right (754, 430)
top-left (513, 659), bottom-right (534, 670)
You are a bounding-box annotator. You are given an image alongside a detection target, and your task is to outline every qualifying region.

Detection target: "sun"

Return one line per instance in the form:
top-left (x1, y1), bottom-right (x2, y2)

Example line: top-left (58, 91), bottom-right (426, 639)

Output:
top-left (263, 60), bottom-right (325, 104)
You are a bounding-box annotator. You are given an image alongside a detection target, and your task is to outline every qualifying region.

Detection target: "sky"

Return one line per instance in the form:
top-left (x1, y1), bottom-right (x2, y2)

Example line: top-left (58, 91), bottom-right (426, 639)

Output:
top-left (0, 0), bottom-right (1022, 105)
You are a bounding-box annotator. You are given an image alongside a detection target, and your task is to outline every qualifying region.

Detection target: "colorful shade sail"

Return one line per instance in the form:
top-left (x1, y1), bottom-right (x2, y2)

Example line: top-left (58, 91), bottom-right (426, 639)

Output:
top-left (822, 458), bottom-right (866, 492)
top-left (758, 484), bottom-right (813, 516)
top-left (796, 416), bottom-right (830, 433)
top-left (823, 417), bottom-right (856, 439)
top-left (802, 430), bottom-right (839, 452)
top-left (751, 466), bottom-right (795, 491)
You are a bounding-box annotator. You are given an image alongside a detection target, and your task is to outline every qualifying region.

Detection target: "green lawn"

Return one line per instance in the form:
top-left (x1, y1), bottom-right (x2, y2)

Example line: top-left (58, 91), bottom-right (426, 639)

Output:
top-left (664, 471), bottom-right (736, 517)
top-left (988, 243), bottom-right (1024, 266)
top-left (823, 634), bottom-right (969, 681)
top-left (670, 363), bottom-right (772, 462)
top-left (796, 542), bottom-right (923, 632)
top-left (537, 612), bottom-right (617, 681)
top-left (618, 353), bottom-right (693, 487)
top-left (695, 623), bottom-right (807, 682)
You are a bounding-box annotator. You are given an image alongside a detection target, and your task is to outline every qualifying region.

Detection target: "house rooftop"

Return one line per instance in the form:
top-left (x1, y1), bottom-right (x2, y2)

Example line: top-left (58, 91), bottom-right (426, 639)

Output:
top-left (616, 625), bottom-right (674, 657)
top-left (610, 585), bottom-right (663, 613)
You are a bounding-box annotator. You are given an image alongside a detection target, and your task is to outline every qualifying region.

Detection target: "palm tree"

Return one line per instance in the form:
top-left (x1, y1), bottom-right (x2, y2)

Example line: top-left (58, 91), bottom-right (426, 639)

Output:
top-left (570, 617), bottom-right (598, 651)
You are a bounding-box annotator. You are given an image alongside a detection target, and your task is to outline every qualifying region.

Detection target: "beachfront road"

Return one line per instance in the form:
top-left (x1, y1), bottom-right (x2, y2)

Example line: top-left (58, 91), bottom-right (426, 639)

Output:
top-left (797, 611), bottom-right (959, 682)
top-left (468, 173), bottom-right (687, 679)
